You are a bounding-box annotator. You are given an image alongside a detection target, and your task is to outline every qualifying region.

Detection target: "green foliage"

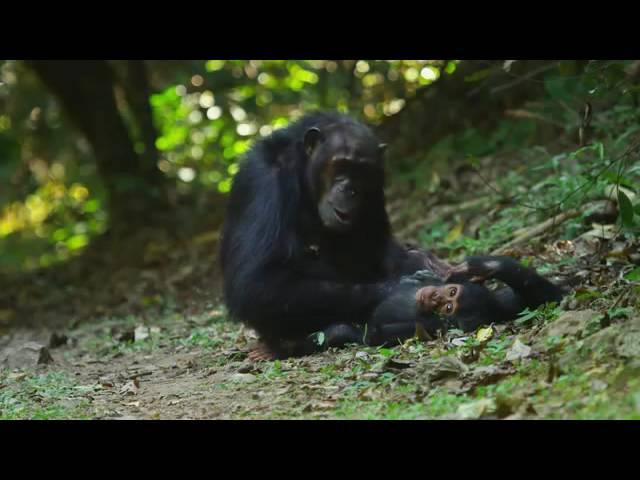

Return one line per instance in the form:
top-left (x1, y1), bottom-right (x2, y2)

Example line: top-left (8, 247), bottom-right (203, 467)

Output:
top-left (3, 59), bottom-right (640, 274)
top-left (150, 60), bottom-right (452, 195)
top-left (0, 371), bottom-right (93, 420)
top-left (515, 302), bottom-right (562, 327)
top-left (625, 268), bottom-right (640, 282)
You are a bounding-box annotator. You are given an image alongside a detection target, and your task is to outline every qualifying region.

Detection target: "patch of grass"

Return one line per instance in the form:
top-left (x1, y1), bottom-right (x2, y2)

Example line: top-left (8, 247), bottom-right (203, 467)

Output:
top-left (177, 328), bottom-right (225, 350)
top-left (0, 371), bottom-right (95, 420)
top-left (335, 385), bottom-right (471, 420)
top-left (515, 302), bottom-right (562, 327)
top-left (530, 365), bottom-right (640, 419)
top-left (424, 387), bottom-right (472, 417)
top-left (479, 334), bottom-right (513, 364)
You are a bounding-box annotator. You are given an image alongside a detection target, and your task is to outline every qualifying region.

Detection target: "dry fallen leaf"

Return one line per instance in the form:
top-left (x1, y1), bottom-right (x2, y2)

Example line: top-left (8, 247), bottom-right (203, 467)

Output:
top-left (120, 379), bottom-right (140, 396)
top-left (451, 336), bottom-right (470, 347)
top-left (506, 338), bottom-right (532, 362)
top-left (446, 221), bottom-right (465, 243)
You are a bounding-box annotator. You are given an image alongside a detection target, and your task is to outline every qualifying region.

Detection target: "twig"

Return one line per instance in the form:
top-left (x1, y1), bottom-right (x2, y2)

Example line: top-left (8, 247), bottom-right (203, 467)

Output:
top-left (504, 109), bottom-right (566, 128)
top-left (491, 209), bottom-right (581, 255)
top-left (490, 62), bottom-right (559, 95)
top-left (397, 196), bottom-right (492, 240)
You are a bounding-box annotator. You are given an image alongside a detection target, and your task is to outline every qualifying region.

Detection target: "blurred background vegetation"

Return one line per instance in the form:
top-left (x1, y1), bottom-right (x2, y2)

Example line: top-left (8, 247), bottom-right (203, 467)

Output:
top-left (1, 59), bottom-right (639, 274)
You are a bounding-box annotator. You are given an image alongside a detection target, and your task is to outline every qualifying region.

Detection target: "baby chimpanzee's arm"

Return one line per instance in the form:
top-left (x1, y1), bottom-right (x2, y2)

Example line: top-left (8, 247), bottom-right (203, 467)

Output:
top-left (447, 256), bottom-right (564, 318)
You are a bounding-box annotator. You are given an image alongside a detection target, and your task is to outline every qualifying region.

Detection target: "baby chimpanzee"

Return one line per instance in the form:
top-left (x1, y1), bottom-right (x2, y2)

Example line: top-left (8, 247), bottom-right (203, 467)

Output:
top-left (364, 255), bottom-right (565, 346)
top-left (274, 255), bottom-right (565, 357)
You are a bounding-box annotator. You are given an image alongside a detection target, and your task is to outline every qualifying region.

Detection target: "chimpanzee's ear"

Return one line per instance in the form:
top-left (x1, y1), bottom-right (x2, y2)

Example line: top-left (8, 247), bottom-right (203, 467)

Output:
top-left (304, 127), bottom-right (324, 157)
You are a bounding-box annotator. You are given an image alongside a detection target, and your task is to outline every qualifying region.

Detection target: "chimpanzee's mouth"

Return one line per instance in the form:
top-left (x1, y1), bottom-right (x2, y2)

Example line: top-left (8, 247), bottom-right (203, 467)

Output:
top-left (334, 208), bottom-right (351, 224)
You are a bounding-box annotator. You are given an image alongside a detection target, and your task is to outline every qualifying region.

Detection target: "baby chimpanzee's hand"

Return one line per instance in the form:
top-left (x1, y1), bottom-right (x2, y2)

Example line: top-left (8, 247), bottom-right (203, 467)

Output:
top-left (445, 256), bottom-right (514, 283)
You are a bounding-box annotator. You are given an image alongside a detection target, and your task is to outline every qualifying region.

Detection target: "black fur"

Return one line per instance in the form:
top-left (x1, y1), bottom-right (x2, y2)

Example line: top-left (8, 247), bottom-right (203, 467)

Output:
top-left (282, 256), bottom-right (566, 353)
top-left (219, 112), bottom-right (426, 355)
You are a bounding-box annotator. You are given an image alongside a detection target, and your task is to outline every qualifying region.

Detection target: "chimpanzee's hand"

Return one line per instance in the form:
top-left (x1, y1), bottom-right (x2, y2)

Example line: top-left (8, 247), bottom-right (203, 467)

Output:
top-left (445, 256), bottom-right (513, 283)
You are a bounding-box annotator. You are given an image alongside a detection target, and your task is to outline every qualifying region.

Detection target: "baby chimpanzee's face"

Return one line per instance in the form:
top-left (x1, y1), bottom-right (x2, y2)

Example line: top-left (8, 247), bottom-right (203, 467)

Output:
top-left (415, 281), bottom-right (498, 333)
top-left (415, 284), bottom-right (464, 317)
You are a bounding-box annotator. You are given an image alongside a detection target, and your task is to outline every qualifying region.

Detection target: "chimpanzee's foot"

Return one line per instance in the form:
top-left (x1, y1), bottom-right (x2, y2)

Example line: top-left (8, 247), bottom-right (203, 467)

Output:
top-left (247, 341), bottom-right (277, 362)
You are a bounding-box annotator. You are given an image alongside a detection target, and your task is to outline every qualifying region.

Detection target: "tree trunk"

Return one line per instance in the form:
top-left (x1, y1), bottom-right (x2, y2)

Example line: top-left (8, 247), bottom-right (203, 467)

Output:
top-left (25, 60), bottom-right (167, 232)
top-left (112, 60), bottom-right (160, 169)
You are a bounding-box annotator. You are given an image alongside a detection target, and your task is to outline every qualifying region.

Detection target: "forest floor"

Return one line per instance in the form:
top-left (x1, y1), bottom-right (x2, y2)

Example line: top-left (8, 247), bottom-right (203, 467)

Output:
top-left (2, 143), bottom-right (640, 420)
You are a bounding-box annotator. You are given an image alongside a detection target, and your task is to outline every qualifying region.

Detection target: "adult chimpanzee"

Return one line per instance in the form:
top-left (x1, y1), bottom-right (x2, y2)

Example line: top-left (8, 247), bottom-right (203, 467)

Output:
top-left (219, 112), bottom-right (450, 359)
top-left (278, 255), bottom-right (566, 355)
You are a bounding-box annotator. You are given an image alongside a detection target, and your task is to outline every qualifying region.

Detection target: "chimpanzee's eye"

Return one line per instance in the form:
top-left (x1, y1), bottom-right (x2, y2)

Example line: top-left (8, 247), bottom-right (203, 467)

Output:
top-left (449, 287), bottom-right (457, 297)
top-left (445, 303), bottom-right (453, 314)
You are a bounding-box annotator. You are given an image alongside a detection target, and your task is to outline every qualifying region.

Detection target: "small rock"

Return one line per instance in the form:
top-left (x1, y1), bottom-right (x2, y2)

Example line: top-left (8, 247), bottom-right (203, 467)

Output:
top-left (230, 373), bottom-right (257, 383)
top-left (466, 365), bottom-right (514, 387)
top-left (536, 310), bottom-right (602, 348)
top-left (134, 326), bottom-right (150, 342)
top-left (429, 356), bottom-right (469, 382)
top-left (616, 329), bottom-right (640, 359)
top-left (456, 398), bottom-right (496, 419)
top-left (355, 351), bottom-right (370, 361)
top-left (0, 342), bottom-right (54, 369)
top-left (505, 338), bottom-right (532, 362)
top-left (237, 363), bottom-right (255, 374)
top-left (384, 358), bottom-right (413, 370)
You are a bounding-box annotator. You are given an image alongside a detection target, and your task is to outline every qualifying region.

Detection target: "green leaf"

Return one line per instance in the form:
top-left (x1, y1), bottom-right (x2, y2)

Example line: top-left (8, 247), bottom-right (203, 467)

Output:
top-left (378, 348), bottom-right (394, 358)
top-left (625, 267), bottom-right (640, 282)
top-left (602, 171), bottom-right (635, 189)
top-left (617, 189), bottom-right (635, 228)
top-left (515, 308), bottom-right (539, 326)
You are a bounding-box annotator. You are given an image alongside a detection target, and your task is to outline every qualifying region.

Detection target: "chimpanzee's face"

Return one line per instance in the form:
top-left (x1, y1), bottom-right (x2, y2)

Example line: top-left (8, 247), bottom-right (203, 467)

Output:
top-left (415, 284), bottom-right (464, 317)
top-left (415, 282), bottom-right (497, 333)
top-left (304, 124), bottom-right (386, 232)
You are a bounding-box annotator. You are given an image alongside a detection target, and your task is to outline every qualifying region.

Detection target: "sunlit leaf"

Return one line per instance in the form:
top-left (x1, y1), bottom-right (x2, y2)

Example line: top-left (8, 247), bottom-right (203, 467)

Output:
top-left (475, 326), bottom-right (493, 343)
top-left (446, 222), bottom-right (465, 243)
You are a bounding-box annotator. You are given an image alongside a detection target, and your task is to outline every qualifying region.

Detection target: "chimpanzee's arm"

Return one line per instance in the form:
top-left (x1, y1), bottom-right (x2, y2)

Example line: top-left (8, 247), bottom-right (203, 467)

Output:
top-left (384, 241), bottom-right (453, 277)
top-left (242, 243), bottom-right (445, 338)
top-left (448, 256), bottom-right (564, 318)
top-left (236, 265), bottom-right (395, 338)
top-left (270, 323), bottom-right (365, 358)
top-left (272, 285), bottom-right (423, 356)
